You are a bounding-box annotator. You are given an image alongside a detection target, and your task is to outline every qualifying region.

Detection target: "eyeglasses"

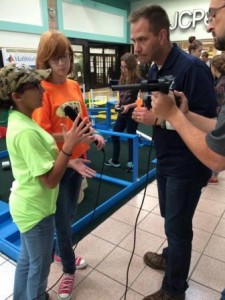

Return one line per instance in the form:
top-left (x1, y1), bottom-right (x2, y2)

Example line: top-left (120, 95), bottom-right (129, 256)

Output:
top-left (16, 82), bottom-right (44, 94)
top-left (206, 4), bottom-right (225, 23)
top-left (49, 53), bottom-right (71, 64)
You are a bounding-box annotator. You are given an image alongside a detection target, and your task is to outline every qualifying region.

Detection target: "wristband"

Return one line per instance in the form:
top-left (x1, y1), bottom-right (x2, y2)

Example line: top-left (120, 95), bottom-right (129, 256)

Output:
top-left (93, 131), bottom-right (103, 137)
top-left (61, 149), bottom-right (72, 157)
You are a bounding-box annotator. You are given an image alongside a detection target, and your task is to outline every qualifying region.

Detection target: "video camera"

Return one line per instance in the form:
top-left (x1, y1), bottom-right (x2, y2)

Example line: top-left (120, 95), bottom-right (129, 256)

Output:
top-left (114, 106), bottom-right (124, 113)
top-left (111, 76), bottom-right (178, 110)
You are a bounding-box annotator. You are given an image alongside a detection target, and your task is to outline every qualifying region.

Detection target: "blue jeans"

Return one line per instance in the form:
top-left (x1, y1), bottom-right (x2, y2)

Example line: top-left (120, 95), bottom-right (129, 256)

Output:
top-left (54, 168), bottom-right (82, 274)
top-left (221, 289), bottom-right (225, 300)
top-left (156, 171), bottom-right (209, 296)
top-left (13, 215), bottom-right (54, 300)
top-left (112, 114), bottom-right (138, 163)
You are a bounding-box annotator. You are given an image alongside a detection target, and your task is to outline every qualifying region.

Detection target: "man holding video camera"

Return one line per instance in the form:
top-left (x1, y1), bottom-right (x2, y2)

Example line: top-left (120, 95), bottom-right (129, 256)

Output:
top-left (130, 5), bottom-right (217, 300)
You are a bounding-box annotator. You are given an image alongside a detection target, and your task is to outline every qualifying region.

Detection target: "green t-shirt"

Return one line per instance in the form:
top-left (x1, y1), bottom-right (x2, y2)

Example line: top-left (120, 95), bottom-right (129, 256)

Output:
top-left (6, 110), bottom-right (59, 233)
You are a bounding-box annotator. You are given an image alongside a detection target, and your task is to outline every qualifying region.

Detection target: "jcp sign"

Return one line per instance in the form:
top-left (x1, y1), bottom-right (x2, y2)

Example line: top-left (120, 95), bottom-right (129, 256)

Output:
top-left (170, 9), bottom-right (207, 30)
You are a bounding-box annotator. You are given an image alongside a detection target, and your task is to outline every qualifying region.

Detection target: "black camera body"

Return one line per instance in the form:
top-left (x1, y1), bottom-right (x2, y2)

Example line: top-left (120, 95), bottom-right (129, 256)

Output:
top-left (111, 76), bottom-right (178, 110)
top-left (115, 106), bottom-right (124, 113)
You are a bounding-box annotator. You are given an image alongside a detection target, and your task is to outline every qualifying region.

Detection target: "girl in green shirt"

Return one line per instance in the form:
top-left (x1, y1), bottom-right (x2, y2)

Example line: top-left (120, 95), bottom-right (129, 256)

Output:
top-left (0, 63), bottom-right (92, 300)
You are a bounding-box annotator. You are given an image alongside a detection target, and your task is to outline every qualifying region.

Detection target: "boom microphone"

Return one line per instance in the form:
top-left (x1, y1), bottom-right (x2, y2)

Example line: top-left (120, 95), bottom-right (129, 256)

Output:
top-left (111, 77), bottom-right (174, 93)
top-left (111, 76), bottom-right (180, 109)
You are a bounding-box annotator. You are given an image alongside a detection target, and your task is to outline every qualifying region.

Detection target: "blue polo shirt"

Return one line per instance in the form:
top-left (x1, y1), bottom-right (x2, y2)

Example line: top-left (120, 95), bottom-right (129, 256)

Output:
top-left (149, 44), bottom-right (217, 178)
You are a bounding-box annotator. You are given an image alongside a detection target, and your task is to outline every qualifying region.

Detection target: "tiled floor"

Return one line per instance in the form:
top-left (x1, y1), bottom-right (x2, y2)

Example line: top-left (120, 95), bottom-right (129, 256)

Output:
top-left (1, 172), bottom-right (225, 300)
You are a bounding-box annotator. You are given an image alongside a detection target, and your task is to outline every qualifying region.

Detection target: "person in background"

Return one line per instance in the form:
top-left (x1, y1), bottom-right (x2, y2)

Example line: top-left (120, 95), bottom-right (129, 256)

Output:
top-left (104, 52), bottom-right (142, 172)
top-left (148, 0), bottom-right (225, 297)
top-left (33, 30), bottom-right (105, 300)
top-left (130, 5), bottom-right (217, 300)
top-left (201, 51), bottom-right (211, 67)
top-left (188, 36), bottom-right (203, 58)
top-left (208, 54), bottom-right (225, 184)
top-left (0, 64), bottom-right (91, 300)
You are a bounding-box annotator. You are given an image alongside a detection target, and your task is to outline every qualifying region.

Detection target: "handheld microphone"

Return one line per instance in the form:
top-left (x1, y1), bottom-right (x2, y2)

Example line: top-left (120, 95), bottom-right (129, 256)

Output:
top-left (64, 106), bottom-right (104, 152)
top-left (64, 106), bottom-right (88, 133)
top-left (64, 105), bottom-right (77, 122)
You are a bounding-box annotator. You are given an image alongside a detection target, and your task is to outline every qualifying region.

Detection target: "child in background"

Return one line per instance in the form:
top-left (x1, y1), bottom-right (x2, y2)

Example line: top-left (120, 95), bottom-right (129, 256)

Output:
top-left (104, 52), bottom-right (142, 172)
top-left (188, 36), bottom-right (203, 58)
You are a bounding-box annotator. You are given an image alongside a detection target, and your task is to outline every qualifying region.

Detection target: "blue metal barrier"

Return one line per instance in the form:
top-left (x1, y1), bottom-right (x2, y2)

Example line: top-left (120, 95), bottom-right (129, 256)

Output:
top-left (0, 130), bottom-right (156, 262)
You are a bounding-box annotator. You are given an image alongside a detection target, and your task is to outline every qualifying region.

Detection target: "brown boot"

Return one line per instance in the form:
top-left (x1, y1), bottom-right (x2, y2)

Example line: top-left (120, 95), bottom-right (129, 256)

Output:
top-left (143, 289), bottom-right (185, 300)
top-left (143, 252), bottom-right (166, 271)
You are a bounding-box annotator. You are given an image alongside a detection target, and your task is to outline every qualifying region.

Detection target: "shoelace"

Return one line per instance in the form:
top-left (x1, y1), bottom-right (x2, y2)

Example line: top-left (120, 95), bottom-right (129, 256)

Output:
top-left (59, 274), bottom-right (75, 293)
top-left (75, 257), bottom-right (82, 265)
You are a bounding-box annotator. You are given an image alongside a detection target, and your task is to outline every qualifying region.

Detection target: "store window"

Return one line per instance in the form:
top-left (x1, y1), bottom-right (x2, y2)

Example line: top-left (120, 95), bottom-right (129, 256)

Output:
top-left (70, 45), bottom-right (84, 85)
top-left (177, 40), bottom-right (219, 58)
top-left (89, 47), bottom-right (116, 88)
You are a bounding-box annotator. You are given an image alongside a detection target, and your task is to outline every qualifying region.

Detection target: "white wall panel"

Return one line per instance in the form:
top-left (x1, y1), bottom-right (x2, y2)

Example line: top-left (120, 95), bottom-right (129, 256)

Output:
top-left (0, 0), bottom-right (43, 26)
top-left (0, 31), bottom-right (40, 49)
top-left (62, 2), bottom-right (124, 38)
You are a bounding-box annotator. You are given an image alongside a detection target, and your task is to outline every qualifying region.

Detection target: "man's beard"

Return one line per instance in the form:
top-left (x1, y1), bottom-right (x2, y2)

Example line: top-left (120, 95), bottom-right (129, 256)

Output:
top-left (214, 35), bottom-right (225, 51)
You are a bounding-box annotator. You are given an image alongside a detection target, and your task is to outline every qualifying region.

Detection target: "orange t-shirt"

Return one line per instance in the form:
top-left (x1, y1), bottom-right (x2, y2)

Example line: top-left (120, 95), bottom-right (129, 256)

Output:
top-left (32, 79), bottom-right (89, 159)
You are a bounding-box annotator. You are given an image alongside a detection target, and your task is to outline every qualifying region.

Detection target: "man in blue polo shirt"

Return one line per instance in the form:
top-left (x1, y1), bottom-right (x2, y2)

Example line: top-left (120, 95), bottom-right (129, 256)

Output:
top-left (130, 5), bottom-right (217, 300)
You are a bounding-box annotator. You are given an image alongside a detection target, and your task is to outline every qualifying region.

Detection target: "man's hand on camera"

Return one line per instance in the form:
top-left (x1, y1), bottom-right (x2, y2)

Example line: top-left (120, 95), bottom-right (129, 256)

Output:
top-left (151, 90), bottom-right (189, 121)
top-left (174, 91), bottom-right (189, 115)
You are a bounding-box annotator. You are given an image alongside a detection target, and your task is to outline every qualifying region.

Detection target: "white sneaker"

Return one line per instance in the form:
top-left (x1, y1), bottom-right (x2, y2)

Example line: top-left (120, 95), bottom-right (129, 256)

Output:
top-left (54, 255), bottom-right (88, 270)
top-left (104, 158), bottom-right (121, 167)
top-left (126, 162), bottom-right (133, 173)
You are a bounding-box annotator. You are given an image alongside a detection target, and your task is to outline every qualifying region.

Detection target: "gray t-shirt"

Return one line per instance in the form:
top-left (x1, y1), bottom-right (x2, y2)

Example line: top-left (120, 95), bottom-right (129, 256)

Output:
top-left (206, 104), bottom-right (225, 156)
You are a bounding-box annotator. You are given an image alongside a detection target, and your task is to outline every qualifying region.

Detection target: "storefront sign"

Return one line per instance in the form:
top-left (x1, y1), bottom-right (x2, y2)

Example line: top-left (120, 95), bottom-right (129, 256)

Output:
top-left (170, 9), bottom-right (207, 30)
top-left (1, 48), bottom-right (37, 67)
